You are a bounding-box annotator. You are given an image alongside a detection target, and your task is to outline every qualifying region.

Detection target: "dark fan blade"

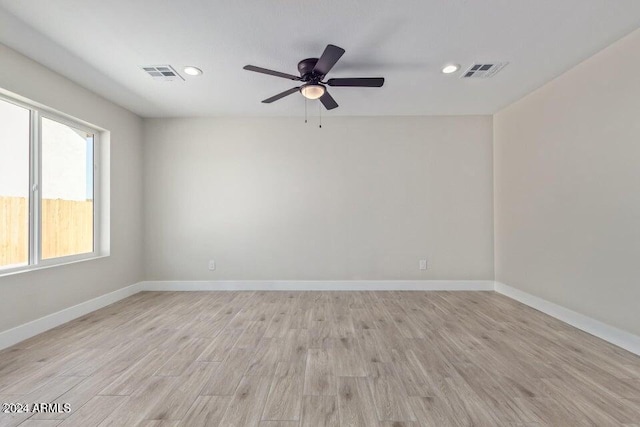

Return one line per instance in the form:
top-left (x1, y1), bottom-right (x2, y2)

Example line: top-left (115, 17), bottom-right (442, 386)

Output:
top-left (312, 44), bottom-right (345, 76)
top-left (244, 65), bottom-right (300, 81)
top-left (327, 77), bottom-right (384, 87)
top-left (319, 91), bottom-right (338, 110)
top-left (262, 87), bottom-right (301, 103)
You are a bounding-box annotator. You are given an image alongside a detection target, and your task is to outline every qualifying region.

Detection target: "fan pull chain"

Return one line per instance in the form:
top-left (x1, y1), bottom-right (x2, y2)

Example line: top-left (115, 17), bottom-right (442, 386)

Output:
top-left (304, 97), bottom-right (307, 123)
top-left (319, 101), bottom-right (322, 128)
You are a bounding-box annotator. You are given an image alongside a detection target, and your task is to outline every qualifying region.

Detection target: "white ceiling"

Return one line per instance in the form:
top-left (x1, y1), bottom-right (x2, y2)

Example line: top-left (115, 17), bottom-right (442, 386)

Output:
top-left (1, 0), bottom-right (639, 118)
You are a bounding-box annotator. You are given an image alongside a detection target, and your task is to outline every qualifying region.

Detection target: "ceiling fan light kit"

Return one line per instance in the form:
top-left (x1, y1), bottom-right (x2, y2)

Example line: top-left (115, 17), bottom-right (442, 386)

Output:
top-left (243, 44), bottom-right (385, 114)
top-left (300, 84), bottom-right (326, 100)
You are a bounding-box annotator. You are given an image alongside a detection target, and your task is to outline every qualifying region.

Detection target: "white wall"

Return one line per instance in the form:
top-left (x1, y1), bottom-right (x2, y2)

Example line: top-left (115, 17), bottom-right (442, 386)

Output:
top-left (494, 29), bottom-right (640, 335)
top-left (144, 116), bottom-right (494, 281)
top-left (0, 43), bottom-right (144, 332)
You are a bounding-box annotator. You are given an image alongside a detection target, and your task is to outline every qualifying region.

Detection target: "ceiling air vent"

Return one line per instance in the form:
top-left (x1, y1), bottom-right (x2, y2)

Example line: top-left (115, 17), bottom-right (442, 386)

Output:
top-left (461, 62), bottom-right (508, 79)
top-left (142, 65), bottom-right (184, 81)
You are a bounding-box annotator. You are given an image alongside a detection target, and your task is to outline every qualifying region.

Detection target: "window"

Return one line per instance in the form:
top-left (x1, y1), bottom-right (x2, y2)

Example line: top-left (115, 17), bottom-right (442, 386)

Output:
top-left (0, 98), bottom-right (30, 269)
top-left (0, 93), bottom-right (102, 273)
top-left (41, 117), bottom-right (95, 259)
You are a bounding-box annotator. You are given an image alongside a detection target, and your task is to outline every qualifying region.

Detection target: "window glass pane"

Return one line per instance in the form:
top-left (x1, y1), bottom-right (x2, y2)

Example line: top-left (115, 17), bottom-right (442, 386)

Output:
top-left (0, 99), bottom-right (30, 269)
top-left (41, 117), bottom-right (94, 259)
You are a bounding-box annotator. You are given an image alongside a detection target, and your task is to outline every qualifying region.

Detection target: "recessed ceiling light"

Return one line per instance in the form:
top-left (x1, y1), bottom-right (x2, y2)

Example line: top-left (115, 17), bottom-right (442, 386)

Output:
top-left (441, 64), bottom-right (460, 74)
top-left (183, 66), bottom-right (203, 76)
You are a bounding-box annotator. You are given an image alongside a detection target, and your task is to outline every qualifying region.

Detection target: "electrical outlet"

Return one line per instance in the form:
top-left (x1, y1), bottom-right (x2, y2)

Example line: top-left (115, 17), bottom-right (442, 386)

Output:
top-left (208, 260), bottom-right (216, 271)
top-left (419, 259), bottom-right (427, 270)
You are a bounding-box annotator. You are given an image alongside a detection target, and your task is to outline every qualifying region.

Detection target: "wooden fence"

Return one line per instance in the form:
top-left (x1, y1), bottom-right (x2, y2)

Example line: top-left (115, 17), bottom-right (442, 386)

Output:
top-left (0, 196), bottom-right (93, 267)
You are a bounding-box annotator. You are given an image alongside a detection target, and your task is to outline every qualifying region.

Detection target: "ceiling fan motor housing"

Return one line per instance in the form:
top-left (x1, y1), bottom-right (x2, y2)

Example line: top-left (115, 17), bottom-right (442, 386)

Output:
top-left (298, 58), bottom-right (321, 81)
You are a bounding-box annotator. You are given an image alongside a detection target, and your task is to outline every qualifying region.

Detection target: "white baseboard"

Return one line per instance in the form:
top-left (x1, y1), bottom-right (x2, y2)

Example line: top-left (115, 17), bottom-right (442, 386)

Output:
top-left (495, 282), bottom-right (640, 356)
top-left (0, 282), bottom-right (143, 351)
top-left (138, 280), bottom-right (495, 292)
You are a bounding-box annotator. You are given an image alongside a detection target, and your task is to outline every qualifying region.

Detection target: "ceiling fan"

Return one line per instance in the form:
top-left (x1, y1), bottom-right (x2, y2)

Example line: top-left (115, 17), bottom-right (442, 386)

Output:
top-left (243, 44), bottom-right (384, 110)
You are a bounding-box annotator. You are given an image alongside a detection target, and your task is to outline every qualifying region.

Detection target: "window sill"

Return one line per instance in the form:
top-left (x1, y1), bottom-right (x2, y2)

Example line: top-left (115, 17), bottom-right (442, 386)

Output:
top-left (0, 254), bottom-right (110, 279)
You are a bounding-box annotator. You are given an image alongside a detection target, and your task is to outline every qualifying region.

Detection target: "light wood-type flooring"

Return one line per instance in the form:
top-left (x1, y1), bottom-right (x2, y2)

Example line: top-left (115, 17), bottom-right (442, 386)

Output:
top-left (1, 291), bottom-right (640, 426)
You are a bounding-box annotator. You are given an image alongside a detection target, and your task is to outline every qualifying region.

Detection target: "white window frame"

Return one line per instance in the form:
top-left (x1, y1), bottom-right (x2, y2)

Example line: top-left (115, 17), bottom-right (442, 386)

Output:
top-left (0, 92), bottom-right (103, 275)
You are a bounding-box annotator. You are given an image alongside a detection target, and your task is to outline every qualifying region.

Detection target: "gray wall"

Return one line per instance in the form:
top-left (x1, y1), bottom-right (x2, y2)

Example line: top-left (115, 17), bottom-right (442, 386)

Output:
top-left (143, 116), bottom-right (494, 281)
top-left (494, 29), bottom-right (640, 335)
top-left (0, 43), bottom-right (144, 332)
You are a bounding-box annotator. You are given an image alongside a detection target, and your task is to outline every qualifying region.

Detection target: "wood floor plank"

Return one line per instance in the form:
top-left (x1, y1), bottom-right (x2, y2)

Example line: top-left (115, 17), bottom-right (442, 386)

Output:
top-left (235, 321), bottom-right (268, 349)
top-left (263, 310), bottom-right (291, 339)
top-left (200, 348), bottom-right (255, 395)
top-left (96, 376), bottom-right (178, 426)
top-left (0, 348), bottom-right (92, 395)
top-left (144, 361), bottom-right (220, 421)
top-left (245, 339), bottom-right (282, 377)
top-left (28, 374), bottom-right (121, 421)
top-left (218, 376), bottom-right (271, 427)
top-left (303, 348), bottom-right (336, 396)
top-left (308, 322), bottom-right (334, 349)
top-left (278, 330), bottom-right (310, 376)
top-left (337, 377), bottom-right (380, 426)
top-left (179, 395), bottom-right (231, 427)
top-left (366, 363), bottom-right (416, 422)
top-left (261, 362), bottom-right (303, 421)
top-left (57, 345), bottom-right (133, 378)
top-left (0, 376), bottom-right (83, 426)
top-left (15, 421), bottom-right (63, 427)
top-left (196, 328), bottom-right (242, 362)
top-left (300, 396), bottom-right (338, 427)
top-left (154, 338), bottom-right (211, 376)
top-left (333, 337), bottom-right (367, 377)
top-left (378, 423), bottom-right (416, 427)
top-left (137, 421), bottom-right (180, 427)
top-left (98, 348), bottom-right (170, 395)
top-left (442, 368), bottom-right (508, 426)
top-left (357, 329), bottom-right (392, 366)
top-left (0, 400), bottom-right (27, 427)
top-left (409, 396), bottom-right (461, 427)
top-left (391, 348), bottom-right (441, 397)
top-left (259, 422), bottom-right (299, 427)
top-left (57, 395), bottom-right (126, 427)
